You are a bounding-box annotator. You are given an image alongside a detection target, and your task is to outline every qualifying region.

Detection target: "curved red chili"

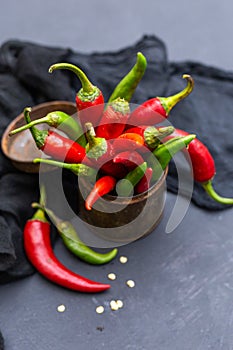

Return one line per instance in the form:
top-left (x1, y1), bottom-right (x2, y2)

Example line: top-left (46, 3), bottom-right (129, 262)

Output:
top-left (85, 175), bottom-right (116, 210)
top-left (24, 108), bottom-right (86, 163)
top-left (165, 128), bottom-right (233, 205)
top-left (24, 202), bottom-right (110, 292)
top-left (165, 128), bottom-right (215, 182)
top-left (129, 74), bottom-right (194, 125)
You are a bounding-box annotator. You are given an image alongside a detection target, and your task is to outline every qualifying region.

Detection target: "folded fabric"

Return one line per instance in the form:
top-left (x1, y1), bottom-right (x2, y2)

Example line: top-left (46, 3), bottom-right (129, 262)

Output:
top-left (0, 330), bottom-right (3, 350)
top-left (0, 34), bottom-right (233, 288)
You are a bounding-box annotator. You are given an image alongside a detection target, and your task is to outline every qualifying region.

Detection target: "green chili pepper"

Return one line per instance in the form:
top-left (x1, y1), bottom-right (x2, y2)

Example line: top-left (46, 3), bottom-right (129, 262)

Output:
top-left (9, 111), bottom-right (86, 146)
top-left (116, 161), bottom-right (147, 197)
top-left (85, 122), bottom-right (107, 159)
top-left (32, 203), bottom-right (118, 265)
top-left (148, 134), bottom-right (196, 181)
top-left (108, 52), bottom-right (147, 103)
top-left (144, 126), bottom-right (175, 149)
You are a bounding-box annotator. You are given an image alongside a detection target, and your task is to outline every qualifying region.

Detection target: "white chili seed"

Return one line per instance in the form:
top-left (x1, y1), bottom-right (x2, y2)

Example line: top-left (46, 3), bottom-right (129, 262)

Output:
top-left (116, 300), bottom-right (124, 309)
top-left (110, 300), bottom-right (119, 311)
top-left (57, 304), bottom-right (66, 313)
top-left (119, 256), bottom-right (128, 264)
top-left (107, 273), bottom-right (117, 280)
top-left (126, 280), bottom-right (135, 288)
top-left (96, 305), bottom-right (105, 314)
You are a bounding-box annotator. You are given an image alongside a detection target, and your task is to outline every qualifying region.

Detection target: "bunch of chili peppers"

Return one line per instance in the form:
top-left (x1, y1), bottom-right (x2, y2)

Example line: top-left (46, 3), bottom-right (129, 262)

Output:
top-left (10, 52), bottom-right (233, 292)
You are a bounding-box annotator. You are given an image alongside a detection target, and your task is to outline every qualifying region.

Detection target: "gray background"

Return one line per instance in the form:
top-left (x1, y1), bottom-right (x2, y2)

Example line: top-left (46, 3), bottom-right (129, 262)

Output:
top-left (1, 1), bottom-right (233, 349)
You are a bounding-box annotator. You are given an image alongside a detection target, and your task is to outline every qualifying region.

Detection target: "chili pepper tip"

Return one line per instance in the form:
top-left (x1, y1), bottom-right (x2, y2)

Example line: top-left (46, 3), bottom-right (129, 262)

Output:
top-left (31, 202), bottom-right (40, 208)
top-left (182, 74), bottom-right (194, 86)
top-left (24, 107), bottom-right (32, 113)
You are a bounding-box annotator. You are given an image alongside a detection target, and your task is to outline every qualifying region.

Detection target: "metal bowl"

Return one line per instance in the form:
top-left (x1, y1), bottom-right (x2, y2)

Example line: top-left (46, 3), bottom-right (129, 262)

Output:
top-left (1, 101), bottom-right (76, 173)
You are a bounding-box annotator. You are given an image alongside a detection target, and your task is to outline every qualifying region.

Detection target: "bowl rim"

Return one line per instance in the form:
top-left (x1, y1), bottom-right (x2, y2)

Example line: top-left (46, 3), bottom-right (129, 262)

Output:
top-left (1, 100), bottom-right (76, 164)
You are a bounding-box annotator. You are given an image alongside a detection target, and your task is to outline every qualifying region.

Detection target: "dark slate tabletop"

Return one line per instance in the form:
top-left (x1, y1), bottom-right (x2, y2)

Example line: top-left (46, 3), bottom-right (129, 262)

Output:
top-left (1, 1), bottom-right (233, 349)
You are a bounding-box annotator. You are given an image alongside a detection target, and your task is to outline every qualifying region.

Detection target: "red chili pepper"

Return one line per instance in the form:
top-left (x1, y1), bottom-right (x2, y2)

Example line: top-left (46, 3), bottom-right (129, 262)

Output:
top-left (49, 63), bottom-right (104, 127)
top-left (112, 132), bottom-right (145, 152)
top-left (165, 128), bottom-right (233, 205)
top-left (85, 176), bottom-right (116, 210)
top-left (24, 108), bottom-right (86, 163)
top-left (135, 167), bottom-right (153, 194)
top-left (164, 128), bottom-right (215, 182)
top-left (128, 74), bottom-right (194, 125)
top-left (24, 191), bottom-right (110, 292)
top-left (96, 98), bottom-right (130, 139)
top-left (100, 160), bottom-right (128, 179)
top-left (82, 135), bottom-right (127, 178)
top-left (125, 125), bottom-right (149, 137)
top-left (126, 125), bottom-right (175, 153)
top-left (113, 151), bottom-right (144, 171)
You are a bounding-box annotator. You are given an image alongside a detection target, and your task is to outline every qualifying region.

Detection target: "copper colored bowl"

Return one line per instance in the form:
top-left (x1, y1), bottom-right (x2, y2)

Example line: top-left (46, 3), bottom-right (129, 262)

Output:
top-left (1, 101), bottom-right (76, 173)
top-left (77, 167), bottom-right (168, 244)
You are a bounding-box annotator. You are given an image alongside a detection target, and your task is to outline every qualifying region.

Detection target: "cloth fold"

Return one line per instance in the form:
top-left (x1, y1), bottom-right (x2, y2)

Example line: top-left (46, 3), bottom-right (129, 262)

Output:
top-left (0, 34), bottom-right (233, 288)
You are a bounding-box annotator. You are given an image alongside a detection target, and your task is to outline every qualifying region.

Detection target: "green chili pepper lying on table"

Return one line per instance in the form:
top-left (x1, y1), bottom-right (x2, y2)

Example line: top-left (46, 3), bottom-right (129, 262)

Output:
top-left (32, 202), bottom-right (118, 265)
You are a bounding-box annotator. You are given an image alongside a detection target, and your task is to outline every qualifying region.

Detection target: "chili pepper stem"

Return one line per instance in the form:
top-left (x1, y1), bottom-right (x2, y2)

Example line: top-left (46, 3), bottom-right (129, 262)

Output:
top-left (32, 185), bottom-right (48, 222)
top-left (202, 181), bottom-right (233, 205)
top-left (33, 157), bottom-right (76, 171)
top-left (32, 202), bottom-right (63, 225)
top-left (85, 122), bottom-right (107, 159)
top-left (49, 63), bottom-right (93, 93)
top-left (32, 202), bottom-right (118, 265)
top-left (159, 75), bottom-right (194, 115)
top-left (33, 158), bottom-right (96, 178)
top-left (24, 107), bottom-right (48, 149)
top-left (9, 115), bottom-right (51, 136)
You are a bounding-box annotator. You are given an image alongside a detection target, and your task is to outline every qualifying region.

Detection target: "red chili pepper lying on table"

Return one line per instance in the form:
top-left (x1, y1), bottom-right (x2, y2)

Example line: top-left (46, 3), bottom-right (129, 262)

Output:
top-left (24, 190), bottom-right (110, 292)
top-left (96, 98), bottom-right (130, 139)
top-left (24, 108), bottom-right (86, 163)
top-left (128, 74), bottom-right (194, 125)
top-left (165, 128), bottom-right (233, 205)
top-left (49, 63), bottom-right (104, 128)
top-left (85, 175), bottom-right (116, 210)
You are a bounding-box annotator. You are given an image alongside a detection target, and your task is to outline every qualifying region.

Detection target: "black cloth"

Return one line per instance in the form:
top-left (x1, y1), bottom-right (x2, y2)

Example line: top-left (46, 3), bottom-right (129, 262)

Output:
top-left (0, 34), bottom-right (233, 285)
top-left (0, 33), bottom-right (233, 350)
